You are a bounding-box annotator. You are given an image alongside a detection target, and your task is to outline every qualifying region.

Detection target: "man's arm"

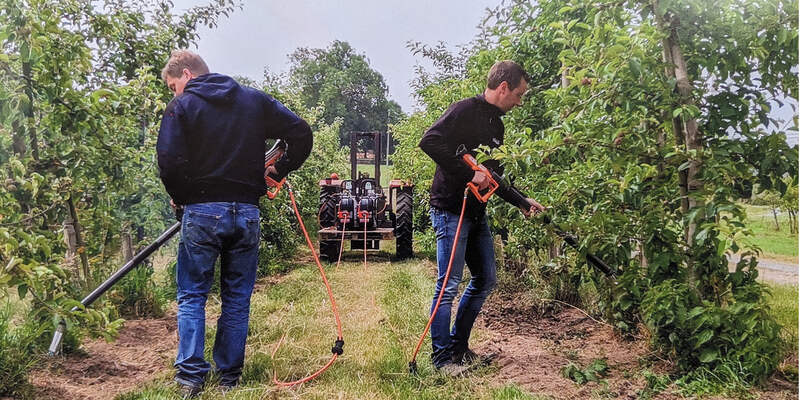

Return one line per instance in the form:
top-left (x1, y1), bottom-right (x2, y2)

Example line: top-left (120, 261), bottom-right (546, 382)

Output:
top-left (156, 99), bottom-right (190, 204)
top-left (418, 104), bottom-right (476, 184)
top-left (264, 95), bottom-right (313, 179)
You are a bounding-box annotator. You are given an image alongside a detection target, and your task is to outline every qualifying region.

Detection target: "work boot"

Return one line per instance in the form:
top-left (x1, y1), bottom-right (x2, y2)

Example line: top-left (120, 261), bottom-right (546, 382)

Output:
top-left (436, 361), bottom-right (470, 377)
top-left (452, 348), bottom-right (496, 366)
top-left (176, 382), bottom-right (202, 399)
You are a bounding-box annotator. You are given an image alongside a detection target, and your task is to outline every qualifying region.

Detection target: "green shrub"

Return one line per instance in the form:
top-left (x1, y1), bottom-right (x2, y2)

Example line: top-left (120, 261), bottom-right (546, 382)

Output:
top-left (108, 263), bottom-right (168, 318)
top-left (0, 302), bottom-right (41, 397)
top-left (561, 358), bottom-right (609, 385)
top-left (642, 279), bottom-right (782, 386)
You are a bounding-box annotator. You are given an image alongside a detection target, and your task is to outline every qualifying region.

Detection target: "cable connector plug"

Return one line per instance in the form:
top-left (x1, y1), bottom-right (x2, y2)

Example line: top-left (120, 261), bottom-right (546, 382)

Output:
top-left (331, 339), bottom-right (344, 355)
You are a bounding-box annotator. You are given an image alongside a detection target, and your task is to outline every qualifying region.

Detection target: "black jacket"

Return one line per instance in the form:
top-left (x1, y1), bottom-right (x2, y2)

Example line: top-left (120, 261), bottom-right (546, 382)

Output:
top-left (419, 94), bottom-right (517, 218)
top-left (157, 73), bottom-right (312, 205)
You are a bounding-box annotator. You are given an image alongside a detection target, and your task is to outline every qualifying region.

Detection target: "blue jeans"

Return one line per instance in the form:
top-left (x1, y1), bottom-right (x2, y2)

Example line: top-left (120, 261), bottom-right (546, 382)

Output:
top-left (429, 207), bottom-right (497, 368)
top-left (174, 202), bottom-right (260, 387)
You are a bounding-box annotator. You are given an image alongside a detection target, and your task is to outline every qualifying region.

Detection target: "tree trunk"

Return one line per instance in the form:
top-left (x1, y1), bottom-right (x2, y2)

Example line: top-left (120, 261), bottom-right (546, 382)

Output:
top-left (66, 195), bottom-right (90, 287)
top-left (771, 207), bottom-right (780, 231)
top-left (121, 227), bottom-right (134, 262)
top-left (561, 65), bottom-right (570, 88)
top-left (549, 242), bottom-right (561, 260)
top-left (62, 216), bottom-right (79, 282)
top-left (552, 60), bottom-right (569, 264)
top-left (668, 23), bottom-right (703, 220)
top-left (653, 1), bottom-right (690, 219)
top-left (22, 60), bottom-right (39, 161)
top-left (653, 2), bottom-right (703, 287)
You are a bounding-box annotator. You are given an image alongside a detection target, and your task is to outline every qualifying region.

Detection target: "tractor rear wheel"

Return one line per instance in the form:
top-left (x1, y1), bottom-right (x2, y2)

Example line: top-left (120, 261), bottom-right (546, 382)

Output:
top-left (319, 187), bottom-right (337, 228)
top-left (320, 240), bottom-right (341, 263)
top-left (395, 189), bottom-right (413, 259)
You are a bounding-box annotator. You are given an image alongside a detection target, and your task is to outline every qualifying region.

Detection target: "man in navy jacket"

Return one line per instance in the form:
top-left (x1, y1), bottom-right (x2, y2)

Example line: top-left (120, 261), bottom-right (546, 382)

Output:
top-left (157, 50), bottom-right (312, 397)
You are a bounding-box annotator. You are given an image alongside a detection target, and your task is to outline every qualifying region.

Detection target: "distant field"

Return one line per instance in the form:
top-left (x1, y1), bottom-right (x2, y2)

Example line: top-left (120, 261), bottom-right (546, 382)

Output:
top-left (744, 205), bottom-right (798, 263)
top-left (355, 163), bottom-right (392, 187)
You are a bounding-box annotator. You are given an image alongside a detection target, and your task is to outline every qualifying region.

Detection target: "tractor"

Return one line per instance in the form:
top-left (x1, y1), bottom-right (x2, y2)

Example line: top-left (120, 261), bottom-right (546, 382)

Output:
top-left (317, 131), bottom-right (413, 262)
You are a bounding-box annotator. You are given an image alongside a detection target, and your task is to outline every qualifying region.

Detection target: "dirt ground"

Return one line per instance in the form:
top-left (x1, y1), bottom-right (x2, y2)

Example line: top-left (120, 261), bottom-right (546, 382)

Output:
top-left (28, 312), bottom-right (178, 400)
top-left (476, 292), bottom-right (799, 399)
top-left (24, 272), bottom-right (798, 400)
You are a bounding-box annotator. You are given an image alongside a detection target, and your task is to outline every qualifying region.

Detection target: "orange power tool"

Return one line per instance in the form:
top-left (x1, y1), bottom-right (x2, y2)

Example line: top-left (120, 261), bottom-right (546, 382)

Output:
top-left (264, 140), bottom-right (287, 199)
top-left (461, 153), bottom-right (500, 203)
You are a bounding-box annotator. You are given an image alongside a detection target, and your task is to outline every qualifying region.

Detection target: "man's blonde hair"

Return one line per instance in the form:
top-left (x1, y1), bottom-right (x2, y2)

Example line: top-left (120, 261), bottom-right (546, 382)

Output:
top-left (161, 50), bottom-right (210, 81)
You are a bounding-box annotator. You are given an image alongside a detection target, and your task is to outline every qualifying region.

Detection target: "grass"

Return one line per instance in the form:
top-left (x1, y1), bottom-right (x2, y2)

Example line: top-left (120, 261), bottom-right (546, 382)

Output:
top-left (119, 255), bottom-right (540, 399)
top-left (743, 205), bottom-right (798, 263)
top-left (766, 283), bottom-right (799, 355)
top-left (354, 163), bottom-right (393, 187)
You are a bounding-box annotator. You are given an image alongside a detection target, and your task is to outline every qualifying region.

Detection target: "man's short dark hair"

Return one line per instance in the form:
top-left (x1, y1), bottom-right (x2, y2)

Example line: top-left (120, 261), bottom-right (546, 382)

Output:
top-left (486, 60), bottom-right (528, 90)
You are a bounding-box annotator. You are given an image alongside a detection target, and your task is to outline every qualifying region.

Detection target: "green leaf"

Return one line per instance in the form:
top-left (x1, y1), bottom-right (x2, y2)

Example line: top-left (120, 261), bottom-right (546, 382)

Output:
top-left (698, 348), bottom-right (719, 363)
top-left (694, 329), bottom-right (714, 348)
top-left (686, 306), bottom-right (705, 319)
top-left (628, 58), bottom-right (641, 78)
top-left (91, 88), bottom-right (115, 101)
top-left (567, 19), bottom-right (578, 31)
top-left (606, 44), bottom-right (625, 57)
top-left (17, 283), bottom-right (28, 299)
top-left (20, 42), bottom-right (30, 62)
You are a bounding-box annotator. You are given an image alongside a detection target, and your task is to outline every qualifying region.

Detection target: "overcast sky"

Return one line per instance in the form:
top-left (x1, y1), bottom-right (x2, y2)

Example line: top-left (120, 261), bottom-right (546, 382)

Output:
top-left (171, 0), bottom-right (500, 113)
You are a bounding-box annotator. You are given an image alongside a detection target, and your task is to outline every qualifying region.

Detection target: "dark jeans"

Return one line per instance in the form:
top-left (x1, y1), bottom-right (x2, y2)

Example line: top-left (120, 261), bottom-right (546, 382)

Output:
top-left (429, 207), bottom-right (497, 368)
top-left (174, 202), bottom-right (260, 387)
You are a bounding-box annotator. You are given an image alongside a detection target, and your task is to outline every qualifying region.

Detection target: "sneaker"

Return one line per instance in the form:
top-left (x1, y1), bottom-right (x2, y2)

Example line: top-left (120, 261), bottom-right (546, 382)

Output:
top-left (452, 348), bottom-right (496, 366)
top-left (436, 361), bottom-right (470, 377)
top-left (177, 382), bottom-right (203, 399)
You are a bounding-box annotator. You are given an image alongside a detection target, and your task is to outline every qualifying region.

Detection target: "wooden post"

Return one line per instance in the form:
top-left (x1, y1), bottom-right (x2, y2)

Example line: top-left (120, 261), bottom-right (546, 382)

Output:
top-left (66, 195), bottom-right (91, 287)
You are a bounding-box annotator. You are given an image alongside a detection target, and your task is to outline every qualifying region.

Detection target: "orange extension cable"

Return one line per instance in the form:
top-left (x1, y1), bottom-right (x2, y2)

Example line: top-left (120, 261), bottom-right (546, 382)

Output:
top-left (271, 182), bottom-right (344, 387)
top-left (408, 189), bottom-right (469, 373)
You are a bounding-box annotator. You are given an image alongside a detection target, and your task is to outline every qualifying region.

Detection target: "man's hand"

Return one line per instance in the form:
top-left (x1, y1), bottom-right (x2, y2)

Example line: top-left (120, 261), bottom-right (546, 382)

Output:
top-left (170, 199), bottom-right (184, 222)
top-left (265, 165), bottom-right (280, 183)
top-left (522, 198), bottom-right (545, 218)
top-left (471, 171), bottom-right (491, 191)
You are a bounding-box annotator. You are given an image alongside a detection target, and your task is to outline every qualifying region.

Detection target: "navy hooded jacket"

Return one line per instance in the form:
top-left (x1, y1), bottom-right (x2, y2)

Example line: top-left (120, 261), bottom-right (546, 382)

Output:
top-left (157, 73), bottom-right (312, 205)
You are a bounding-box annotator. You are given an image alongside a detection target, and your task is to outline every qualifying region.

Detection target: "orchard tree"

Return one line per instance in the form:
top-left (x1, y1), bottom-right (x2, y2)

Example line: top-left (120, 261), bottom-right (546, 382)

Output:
top-left (392, 0), bottom-right (797, 388)
top-left (287, 40), bottom-right (403, 148)
top-left (0, 0), bottom-right (238, 354)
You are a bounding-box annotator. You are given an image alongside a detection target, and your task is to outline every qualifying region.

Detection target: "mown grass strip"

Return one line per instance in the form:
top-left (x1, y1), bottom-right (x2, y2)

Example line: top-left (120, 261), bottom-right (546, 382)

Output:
top-left (120, 257), bottom-right (537, 399)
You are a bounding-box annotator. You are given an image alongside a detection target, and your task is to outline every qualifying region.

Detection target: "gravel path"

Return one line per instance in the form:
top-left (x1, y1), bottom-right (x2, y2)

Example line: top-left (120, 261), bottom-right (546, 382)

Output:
top-left (728, 255), bottom-right (798, 285)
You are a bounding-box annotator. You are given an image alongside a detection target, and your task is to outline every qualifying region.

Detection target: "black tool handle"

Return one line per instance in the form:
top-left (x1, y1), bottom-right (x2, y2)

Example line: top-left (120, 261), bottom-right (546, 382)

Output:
top-left (491, 171), bottom-right (530, 210)
top-left (75, 222), bottom-right (181, 310)
top-left (49, 222), bottom-right (181, 356)
top-left (541, 215), bottom-right (614, 277)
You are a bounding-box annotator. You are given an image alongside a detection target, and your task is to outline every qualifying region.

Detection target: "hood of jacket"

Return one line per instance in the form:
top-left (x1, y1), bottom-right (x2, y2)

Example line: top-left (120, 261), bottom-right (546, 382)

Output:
top-left (183, 73), bottom-right (239, 104)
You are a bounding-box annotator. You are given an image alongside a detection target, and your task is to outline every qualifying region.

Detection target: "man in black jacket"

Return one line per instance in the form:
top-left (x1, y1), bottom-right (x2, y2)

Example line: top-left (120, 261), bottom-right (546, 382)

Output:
top-left (419, 60), bottom-right (544, 375)
top-left (157, 50), bottom-right (312, 397)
